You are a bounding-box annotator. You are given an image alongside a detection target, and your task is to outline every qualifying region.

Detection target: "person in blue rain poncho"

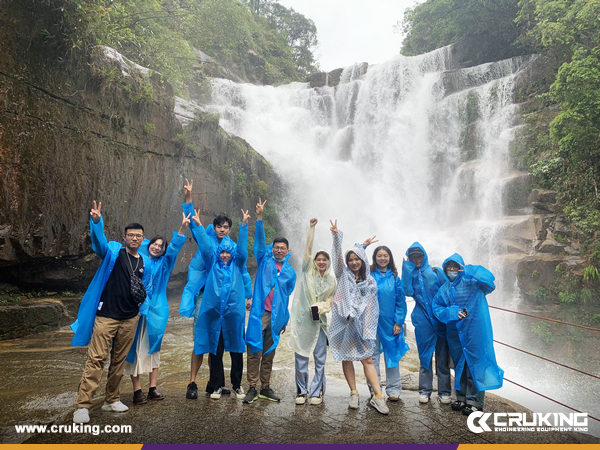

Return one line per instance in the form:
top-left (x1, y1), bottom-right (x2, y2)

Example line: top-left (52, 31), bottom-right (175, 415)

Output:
top-left (328, 220), bottom-right (389, 416)
top-left (123, 211), bottom-right (190, 405)
top-left (368, 246), bottom-right (409, 402)
top-left (402, 242), bottom-right (452, 405)
top-left (243, 199), bottom-right (297, 405)
top-left (179, 179), bottom-right (253, 400)
top-left (70, 201), bottom-right (152, 424)
top-left (432, 253), bottom-right (504, 416)
top-left (191, 207), bottom-right (250, 400)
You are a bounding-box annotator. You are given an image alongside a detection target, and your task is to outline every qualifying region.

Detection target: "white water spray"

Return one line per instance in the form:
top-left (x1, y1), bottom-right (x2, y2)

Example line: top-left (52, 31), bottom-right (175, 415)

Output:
top-left (210, 47), bottom-right (532, 279)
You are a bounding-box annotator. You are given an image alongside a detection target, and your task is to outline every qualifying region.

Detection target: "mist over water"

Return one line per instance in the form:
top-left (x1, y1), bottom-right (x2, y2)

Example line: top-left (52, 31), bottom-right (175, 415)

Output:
top-left (208, 47), bottom-right (598, 436)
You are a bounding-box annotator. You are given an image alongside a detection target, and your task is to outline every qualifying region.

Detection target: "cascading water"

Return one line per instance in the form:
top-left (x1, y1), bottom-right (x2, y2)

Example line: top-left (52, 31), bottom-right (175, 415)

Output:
top-left (207, 46), bottom-right (598, 436)
top-left (210, 46), bottom-right (528, 274)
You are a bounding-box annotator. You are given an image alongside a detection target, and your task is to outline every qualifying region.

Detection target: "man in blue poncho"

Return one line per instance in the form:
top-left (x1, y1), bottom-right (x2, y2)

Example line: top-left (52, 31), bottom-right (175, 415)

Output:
top-left (180, 179), bottom-right (253, 400)
top-left (243, 198), bottom-right (297, 404)
top-left (191, 207), bottom-right (250, 400)
top-left (70, 201), bottom-right (152, 424)
top-left (402, 242), bottom-right (452, 405)
top-left (432, 253), bottom-right (504, 416)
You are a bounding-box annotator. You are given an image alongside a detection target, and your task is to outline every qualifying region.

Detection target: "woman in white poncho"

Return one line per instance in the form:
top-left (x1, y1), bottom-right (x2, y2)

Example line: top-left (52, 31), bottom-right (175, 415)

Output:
top-left (329, 220), bottom-right (389, 415)
top-left (288, 218), bottom-right (336, 406)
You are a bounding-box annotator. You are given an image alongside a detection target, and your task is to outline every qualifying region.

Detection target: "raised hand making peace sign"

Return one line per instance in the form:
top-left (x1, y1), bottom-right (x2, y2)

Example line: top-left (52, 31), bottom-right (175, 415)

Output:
top-left (256, 198), bottom-right (267, 221)
top-left (90, 201), bottom-right (102, 224)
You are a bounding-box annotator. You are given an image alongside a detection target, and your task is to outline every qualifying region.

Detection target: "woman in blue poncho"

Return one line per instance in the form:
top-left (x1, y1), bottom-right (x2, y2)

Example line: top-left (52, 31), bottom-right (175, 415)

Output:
top-left (124, 212), bottom-right (190, 405)
top-left (368, 246), bottom-right (409, 401)
top-left (328, 220), bottom-right (389, 415)
top-left (432, 253), bottom-right (504, 416)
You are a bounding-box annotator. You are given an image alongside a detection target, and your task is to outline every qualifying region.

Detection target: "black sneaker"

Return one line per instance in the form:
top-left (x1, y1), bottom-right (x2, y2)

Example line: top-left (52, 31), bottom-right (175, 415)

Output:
top-left (243, 387), bottom-right (258, 404)
top-left (221, 387), bottom-right (231, 395)
top-left (451, 400), bottom-right (465, 411)
top-left (462, 404), bottom-right (482, 416)
top-left (186, 382), bottom-right (198, 400)
top-left (259, 386), bottom-right (281, 402)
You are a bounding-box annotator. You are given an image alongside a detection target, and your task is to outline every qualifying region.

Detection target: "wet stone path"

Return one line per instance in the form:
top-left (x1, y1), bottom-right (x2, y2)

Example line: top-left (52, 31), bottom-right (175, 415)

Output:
top-left (1, 299), bottom-right (596, 445)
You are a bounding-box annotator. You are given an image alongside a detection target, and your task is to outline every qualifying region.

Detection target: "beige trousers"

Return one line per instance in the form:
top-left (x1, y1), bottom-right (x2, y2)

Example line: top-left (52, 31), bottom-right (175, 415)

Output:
top-left (75, 314), bottom-right (140, 408)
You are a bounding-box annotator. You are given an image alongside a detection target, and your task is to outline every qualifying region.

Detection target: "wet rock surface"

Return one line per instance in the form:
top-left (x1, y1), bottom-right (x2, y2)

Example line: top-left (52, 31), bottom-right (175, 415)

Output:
top-left (1, 299), bottom-right (596, 445)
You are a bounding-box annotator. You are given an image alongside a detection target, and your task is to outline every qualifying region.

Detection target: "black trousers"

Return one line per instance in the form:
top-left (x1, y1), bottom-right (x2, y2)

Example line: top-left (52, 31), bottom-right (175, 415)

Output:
top-left (207, 330), bottom-right (243, 392)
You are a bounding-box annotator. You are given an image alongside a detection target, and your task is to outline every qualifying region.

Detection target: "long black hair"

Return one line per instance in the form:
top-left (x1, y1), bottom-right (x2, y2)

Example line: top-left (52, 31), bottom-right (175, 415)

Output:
top-left (370, 245), bottom-right (398, 278)
top-left (148, 235), bottom-right (167, 258)
top-left (345, 250), bottom-right (366, 282)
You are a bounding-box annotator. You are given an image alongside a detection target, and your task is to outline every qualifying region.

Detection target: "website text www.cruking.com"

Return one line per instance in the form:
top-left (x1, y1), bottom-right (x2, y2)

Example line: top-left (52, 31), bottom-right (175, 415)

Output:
top-left (15, 423), bottom-right (132, 436)
top-left (467, 412), bottom-right (589, 434)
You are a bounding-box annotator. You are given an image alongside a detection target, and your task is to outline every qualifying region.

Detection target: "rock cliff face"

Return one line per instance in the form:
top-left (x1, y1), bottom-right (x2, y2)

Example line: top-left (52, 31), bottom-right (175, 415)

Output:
top-left (0, 2), bottom-right (274, 291)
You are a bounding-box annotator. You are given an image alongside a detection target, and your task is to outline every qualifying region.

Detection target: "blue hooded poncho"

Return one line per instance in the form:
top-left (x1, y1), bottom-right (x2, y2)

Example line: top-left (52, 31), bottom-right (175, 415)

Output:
top-left (70, 217), bottom-right (152, 347)
top-left (192, 223), bottom-right (248, 355)
top-left (371, 268), bottom-right (409, 368)
top-left (401, 242), bottom-right (447, 370)
top-left (125, 231), bottom-right (187, 363)
top-left (432, 253), bottom-right (504, 392)
top-left (179, 202), bottom-right (252, 318)
top-left (246, 220), bottom-right (297, 355)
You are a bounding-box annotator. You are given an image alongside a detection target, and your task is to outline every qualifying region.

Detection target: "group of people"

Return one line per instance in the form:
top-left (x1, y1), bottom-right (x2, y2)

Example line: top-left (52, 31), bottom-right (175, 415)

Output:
top-left (70, 180), bottom-right (503, 424)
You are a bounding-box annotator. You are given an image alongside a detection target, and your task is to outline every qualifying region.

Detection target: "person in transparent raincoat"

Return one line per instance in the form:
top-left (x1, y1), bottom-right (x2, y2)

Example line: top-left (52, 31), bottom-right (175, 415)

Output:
top-left (288, 218), bottom-right (336, 406)
top-left (124, 211), bottom-right (190, 405)
top-left (368, 246), bottom-right (409, 402)
top-left (328, 220), bottom-right (389, 415)
top-left (402, 242), bottom-right (452, 404)
top-left (432, 253), bottom-right (504, 416)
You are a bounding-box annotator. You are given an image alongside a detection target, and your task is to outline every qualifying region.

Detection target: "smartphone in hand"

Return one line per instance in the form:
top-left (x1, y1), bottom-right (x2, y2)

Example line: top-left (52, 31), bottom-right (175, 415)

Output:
top-left (311, 305), bottom-right (320, 321)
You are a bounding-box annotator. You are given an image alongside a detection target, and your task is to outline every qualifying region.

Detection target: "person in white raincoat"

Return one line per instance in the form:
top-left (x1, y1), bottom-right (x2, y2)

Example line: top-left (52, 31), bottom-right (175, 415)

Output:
top-left (288, 218), bottom-right (336, 406)
top-left (328, 220), bottom-right (389, 415)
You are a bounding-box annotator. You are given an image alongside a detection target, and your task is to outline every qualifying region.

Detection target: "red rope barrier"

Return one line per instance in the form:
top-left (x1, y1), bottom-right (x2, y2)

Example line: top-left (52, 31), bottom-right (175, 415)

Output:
top-left (489, 305), bottom-right (600, 332)
top-left (494, 340), bottom-right (600, 380)
top-left (503, 378), bottom-right (600, 423)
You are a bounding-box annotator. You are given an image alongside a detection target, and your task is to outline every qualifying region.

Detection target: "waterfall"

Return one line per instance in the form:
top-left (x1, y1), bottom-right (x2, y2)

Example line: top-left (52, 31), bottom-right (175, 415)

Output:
top-left (209, 47), bottom-right (534, 281)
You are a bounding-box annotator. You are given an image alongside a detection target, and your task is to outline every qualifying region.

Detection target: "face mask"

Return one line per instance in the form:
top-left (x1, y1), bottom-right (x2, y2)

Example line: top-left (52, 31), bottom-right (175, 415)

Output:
top-left (447, 271), bottom-right (458, 281)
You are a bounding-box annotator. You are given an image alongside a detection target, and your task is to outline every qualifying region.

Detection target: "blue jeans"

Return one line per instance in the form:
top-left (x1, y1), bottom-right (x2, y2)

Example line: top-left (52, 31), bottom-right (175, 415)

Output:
top-left (419, 336), bottom-right (451, 397)
top-left (369, 335), bottom-right (401, 396)
top-left (456, 363), bottom-right (485, 408)
top-left (294, 329), bottom-right (327, 398)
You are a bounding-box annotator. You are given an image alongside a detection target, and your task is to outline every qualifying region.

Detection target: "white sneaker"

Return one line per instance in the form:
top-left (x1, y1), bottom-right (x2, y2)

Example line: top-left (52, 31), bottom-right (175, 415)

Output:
top-left (348, 390), bottom-right (359, 410)
top-left (370, 396), bottom-right (390, 415)
top-left (73, 408), bottom-right (90, 423)
top-left (419, 394), bottom-right (429, 404)
top-left (439, 394), bottom-right (452, 404)
top-left (210, 387), bottom-right (222, 399)
top-left (309, 392), bottom-right (323, 405)
top-left (101, 401), bottom-right (128, 412)
top-left (234, 386), bottom-right (245, 400)
top-left (295, 393), bottom-right (307, 405)
top-left (389, 393), bottom-right (400, 402)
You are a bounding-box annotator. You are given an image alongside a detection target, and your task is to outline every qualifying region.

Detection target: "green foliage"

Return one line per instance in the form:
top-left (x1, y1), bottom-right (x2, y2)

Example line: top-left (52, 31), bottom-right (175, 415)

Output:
top-left (584, 265), bottom-right (600, 283)
top-left (558, 290), bottom-right (576, 303)
top-left (531, 321), bottom-right (554, 344)
top-left (38, 0), bottom-right (317, 90)
top-left (143, 123), bottom-right (156, 134)
top-left (516, 0), bottom-right (600, 235)
top-left (249, 0), bottom-right (320, 77)
top-left (593, 314), bottom-right (600, 323)
top-left (530, 286), bottom-right (548, 301)
top-left (401, 0), bottom-right (525, 59)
